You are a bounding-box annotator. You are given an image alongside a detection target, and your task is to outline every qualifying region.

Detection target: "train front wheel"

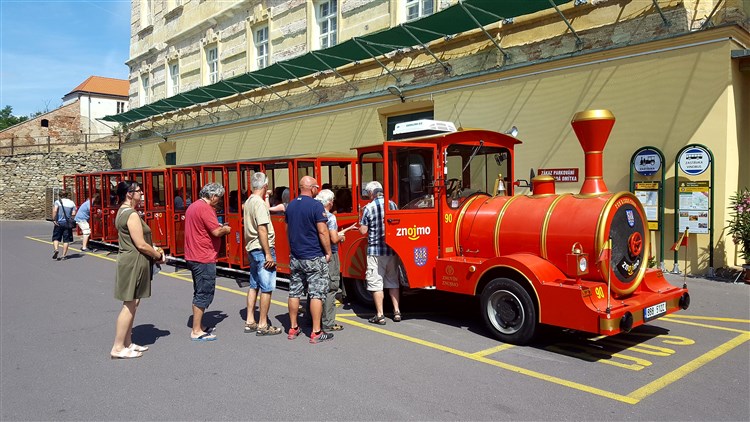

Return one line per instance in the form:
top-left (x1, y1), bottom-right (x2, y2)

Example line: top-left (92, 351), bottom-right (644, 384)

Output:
top-left (344, 277), bottom-right (374, 307)
top-left (481, 278), bottom-right (537, 345)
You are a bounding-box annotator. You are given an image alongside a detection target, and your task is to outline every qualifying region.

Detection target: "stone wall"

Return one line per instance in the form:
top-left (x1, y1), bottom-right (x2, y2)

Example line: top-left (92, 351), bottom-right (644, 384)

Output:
top-left (0, 150), bottom-right (121, 220)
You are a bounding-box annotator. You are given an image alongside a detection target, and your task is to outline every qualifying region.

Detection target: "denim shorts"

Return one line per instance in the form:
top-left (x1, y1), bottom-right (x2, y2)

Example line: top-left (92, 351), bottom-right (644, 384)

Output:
top-left (52, 224), bottom-right (73, 243)
top-left (188, 261), bottom-right (216, 309)
top-left (289, 256), bottom-right (328, 299)
top-left (248, 248), bottom-right (277, 293)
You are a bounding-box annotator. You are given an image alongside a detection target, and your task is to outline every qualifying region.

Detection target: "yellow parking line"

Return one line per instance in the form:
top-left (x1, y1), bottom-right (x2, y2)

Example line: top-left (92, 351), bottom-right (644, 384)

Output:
top-left (661, 317), bottom-right (750, 334)
top-left (336, 316), bottom-right (638, 404)
top-left (665, 314), bottom-right (750, 324)
top-left (628, 332), bottom-right (750, 401)
top-left (470, 344), bottom-right (515, 357)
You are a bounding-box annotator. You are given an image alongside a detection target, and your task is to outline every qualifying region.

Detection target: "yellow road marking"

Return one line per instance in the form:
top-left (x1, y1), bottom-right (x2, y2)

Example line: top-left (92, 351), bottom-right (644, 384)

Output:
top-left (470, 344), bottom-right (515, 357)
top-left (336, 316), bottom-right (638, 404)
top-left (661, 317), bottom-right (750, 334)
top-left (627, 332), bottom-right (750, 401)
top-left (665, 314), bottom-right (750, 324)
top-left (24, 234), bottom-right (747, 405)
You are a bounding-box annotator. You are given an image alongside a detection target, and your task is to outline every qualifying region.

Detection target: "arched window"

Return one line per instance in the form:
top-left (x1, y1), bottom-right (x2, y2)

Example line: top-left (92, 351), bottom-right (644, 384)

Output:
top-left (41, 119), bottom-right (49, 127)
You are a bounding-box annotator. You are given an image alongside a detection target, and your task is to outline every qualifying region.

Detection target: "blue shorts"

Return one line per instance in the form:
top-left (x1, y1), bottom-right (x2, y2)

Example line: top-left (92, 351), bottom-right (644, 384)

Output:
top-left (289, 256), bottom-right (328, 299)
top-left (188, 261), bottom-right (216, 309)
top-left (248, 248), bottom-right (277, 293)
top-left (52, 224), bottom-right (73, 243)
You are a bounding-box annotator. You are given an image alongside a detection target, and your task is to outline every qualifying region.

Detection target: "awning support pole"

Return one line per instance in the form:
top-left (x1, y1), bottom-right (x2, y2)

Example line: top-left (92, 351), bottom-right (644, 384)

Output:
top-left (352, 37), bottom-right (401, 83)
top-left (224, 81), bottom-right (265, 112)
top-left (160, 99), bottom-right (205, 125)
top-left (193, 87), bottom-right (241, 118)
top-left (547, 0), bottom-right (584, 47)
top-left (400, 24), bottom-right (451, 73)
top-left (700, 0), bottom-right (721, 28)
top-left (458, 1), bottom-right (510, 62)
top-left (276, 63), bottom-right (324, 99)
top-left (310, 52), bottom-right (359, 91)
top-left (246, 74), bottom-right (293, 106)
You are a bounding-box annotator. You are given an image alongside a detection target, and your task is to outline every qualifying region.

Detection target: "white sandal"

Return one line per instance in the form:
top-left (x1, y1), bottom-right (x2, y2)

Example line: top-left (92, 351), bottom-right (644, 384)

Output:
top-left (128, 343), bottom-right (149, 352)
top-left (110, 348), bottom-right (142, 359)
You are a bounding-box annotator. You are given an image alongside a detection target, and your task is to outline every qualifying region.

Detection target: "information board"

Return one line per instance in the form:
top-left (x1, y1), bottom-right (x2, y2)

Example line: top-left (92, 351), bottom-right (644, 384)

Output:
top-left (634, 181), bottom-right (660, 231)
top-left (677, 181), bottom-right (710, 234)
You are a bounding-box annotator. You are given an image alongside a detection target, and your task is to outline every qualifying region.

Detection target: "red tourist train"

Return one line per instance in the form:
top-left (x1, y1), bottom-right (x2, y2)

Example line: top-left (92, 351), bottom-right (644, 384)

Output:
top-left (64, 110), bottom-right (690, 344)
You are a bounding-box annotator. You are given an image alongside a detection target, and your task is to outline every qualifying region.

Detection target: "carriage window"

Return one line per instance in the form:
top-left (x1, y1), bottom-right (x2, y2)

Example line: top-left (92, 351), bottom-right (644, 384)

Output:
top-left (150, 173), bottom-right (166, 208)
top-left (265, 162), bottom-right (290, 207)
top-left (321, 161), bottom-right (353, 214)
top-left (445, 144), bottom-right (510, 209)
top-left (359, 152), bottom-right (384, 201)
top-left (226, 168), bottom-right (240, 213)
top-left (390, 147), bottom-right (434, 209)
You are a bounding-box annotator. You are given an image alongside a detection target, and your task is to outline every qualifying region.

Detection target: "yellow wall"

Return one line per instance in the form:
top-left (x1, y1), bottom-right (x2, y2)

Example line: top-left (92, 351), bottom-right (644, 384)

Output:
top-left (125, 35), bottom-right (747, 273)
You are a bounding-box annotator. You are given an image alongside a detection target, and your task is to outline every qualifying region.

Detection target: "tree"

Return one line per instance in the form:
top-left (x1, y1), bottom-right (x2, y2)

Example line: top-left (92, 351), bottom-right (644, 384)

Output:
top-left (0, 106), bottom-right (29, 131)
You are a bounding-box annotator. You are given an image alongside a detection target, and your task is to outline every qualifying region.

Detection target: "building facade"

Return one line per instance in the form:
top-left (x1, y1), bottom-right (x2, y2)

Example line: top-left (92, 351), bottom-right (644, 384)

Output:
top-left (0, 76), bottom-right (128, 155)
top-left (62, 76), bottom-right (130, 141)
top-left (117, 0), bottom-right (749, 274)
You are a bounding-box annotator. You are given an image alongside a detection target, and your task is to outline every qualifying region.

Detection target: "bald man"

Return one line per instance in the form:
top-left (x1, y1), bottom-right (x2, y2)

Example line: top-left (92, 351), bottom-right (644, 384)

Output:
top-left (285, 176), bottom-right (334, 344)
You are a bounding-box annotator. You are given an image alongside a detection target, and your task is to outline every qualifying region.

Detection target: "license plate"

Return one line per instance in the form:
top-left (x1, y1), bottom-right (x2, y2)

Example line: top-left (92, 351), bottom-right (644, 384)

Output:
top-left (644, 302), bottom-right (667, 322)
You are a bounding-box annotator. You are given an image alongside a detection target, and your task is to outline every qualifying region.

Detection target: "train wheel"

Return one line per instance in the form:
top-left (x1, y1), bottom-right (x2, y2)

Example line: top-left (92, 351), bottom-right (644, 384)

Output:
top-left (344, 277), bottom-right (374, 307)
top-left (481, 278), bottom-right (537, 345)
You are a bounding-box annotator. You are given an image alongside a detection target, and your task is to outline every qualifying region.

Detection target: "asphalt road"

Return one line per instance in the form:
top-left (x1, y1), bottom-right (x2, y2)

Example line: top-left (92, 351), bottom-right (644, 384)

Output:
top-left (1, 221), bottom-right (749, 421)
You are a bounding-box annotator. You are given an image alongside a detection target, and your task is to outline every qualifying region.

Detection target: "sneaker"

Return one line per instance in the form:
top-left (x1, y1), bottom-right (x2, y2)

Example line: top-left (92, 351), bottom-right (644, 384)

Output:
top-left (52, 251), bottom-right (59, 260)
top-left (288, 326), bottom-right (301, 340)
top-left (81, 248), bottom-right (89, 252)
top-left (309, 330), bottom-right (334, 344)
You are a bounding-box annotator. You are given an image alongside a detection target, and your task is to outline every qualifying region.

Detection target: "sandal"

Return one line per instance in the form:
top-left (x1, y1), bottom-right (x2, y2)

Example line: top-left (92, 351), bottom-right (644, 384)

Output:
top-left (244, 322), bottom-right (258, 333)
top-left (110, 348), bottom-right (142, 359)
top-left (393, 312), bottom-right (402, 322)
top-left (368, 315), bottom-right (386, 325)
top-left (128, 343), bottom-right (149, 352)
top-left (256, 325), bottom-right (282, 336)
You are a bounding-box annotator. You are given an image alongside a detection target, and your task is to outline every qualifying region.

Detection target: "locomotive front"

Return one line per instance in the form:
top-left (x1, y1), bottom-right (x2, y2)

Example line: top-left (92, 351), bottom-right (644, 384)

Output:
top-left (455, 110), bottom-right (690, 344)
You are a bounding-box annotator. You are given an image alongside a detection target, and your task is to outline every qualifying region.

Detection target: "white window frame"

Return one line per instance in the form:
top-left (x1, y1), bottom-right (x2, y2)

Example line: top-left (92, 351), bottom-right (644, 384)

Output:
top-left (140, 0), bottom-right (153, 29)
top-left (254, 26), bottom-right (269, 70)
top-left (140, 74), bottom-right (150, 106)
top-left (206, 46), bottom-right (219, 84)
top-left (405, 0), bottom-right (434, 22)
top-left (168, 61), bottom-right (180, 96)
top-left (315, 0), bottom-right (337, 49)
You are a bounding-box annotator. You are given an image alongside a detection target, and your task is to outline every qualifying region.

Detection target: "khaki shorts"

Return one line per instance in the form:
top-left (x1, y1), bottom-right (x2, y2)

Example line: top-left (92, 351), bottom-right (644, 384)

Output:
top-left (366, 255), bottom-right (399, 292)
top-left (76, 221), bottom-right (90, 235)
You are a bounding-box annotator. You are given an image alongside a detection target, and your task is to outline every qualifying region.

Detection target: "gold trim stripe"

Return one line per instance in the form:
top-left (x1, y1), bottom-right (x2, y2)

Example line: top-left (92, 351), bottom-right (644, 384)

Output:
top-left (540, 194), bottom-right (570, 259)
top-left (454, 195), bottom-right (483, 256)
top-left (493, 195), bottom-right (522, 256)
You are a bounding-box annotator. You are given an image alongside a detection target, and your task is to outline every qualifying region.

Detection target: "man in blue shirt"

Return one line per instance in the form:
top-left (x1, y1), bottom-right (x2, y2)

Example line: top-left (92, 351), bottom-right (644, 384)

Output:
top-left (74, 194), bottom-right (95, 251)
top-left (359, 181), bottom-right (401, 325)
top-left (285, 176), bottom-right (333, 344)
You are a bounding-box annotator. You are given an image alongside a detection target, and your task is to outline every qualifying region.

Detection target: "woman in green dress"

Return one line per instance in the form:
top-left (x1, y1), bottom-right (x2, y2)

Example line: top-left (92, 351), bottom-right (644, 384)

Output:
top-left (110, 181), bottom-right (166, 359)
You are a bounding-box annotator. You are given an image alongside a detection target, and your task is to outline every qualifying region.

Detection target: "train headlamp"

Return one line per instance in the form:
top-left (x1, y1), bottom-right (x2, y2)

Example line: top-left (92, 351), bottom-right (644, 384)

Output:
top-left (567, 242), bottom-right (589, 278)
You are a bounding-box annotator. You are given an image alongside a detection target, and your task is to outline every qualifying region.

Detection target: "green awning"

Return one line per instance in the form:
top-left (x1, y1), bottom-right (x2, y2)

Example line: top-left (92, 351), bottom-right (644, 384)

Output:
top-left (103, 0), bottom-right (571, 124)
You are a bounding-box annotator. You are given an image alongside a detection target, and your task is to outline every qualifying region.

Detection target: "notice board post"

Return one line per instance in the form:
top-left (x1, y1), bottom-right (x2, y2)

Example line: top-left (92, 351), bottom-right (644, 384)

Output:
top-left (630, 147), bottom-right (665, 271)
top-left (674, 144), bottom-right (715, 276)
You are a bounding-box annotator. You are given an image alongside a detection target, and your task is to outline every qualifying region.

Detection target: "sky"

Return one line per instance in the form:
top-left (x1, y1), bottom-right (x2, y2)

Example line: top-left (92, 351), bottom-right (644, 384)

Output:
top-left (0, 0), bottom-right (131, 117)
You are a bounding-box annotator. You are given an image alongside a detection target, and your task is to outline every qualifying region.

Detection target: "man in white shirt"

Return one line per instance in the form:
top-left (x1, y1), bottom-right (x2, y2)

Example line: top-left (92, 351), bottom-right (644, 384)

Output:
top-left (52, 190), bottom-right (77, 261)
